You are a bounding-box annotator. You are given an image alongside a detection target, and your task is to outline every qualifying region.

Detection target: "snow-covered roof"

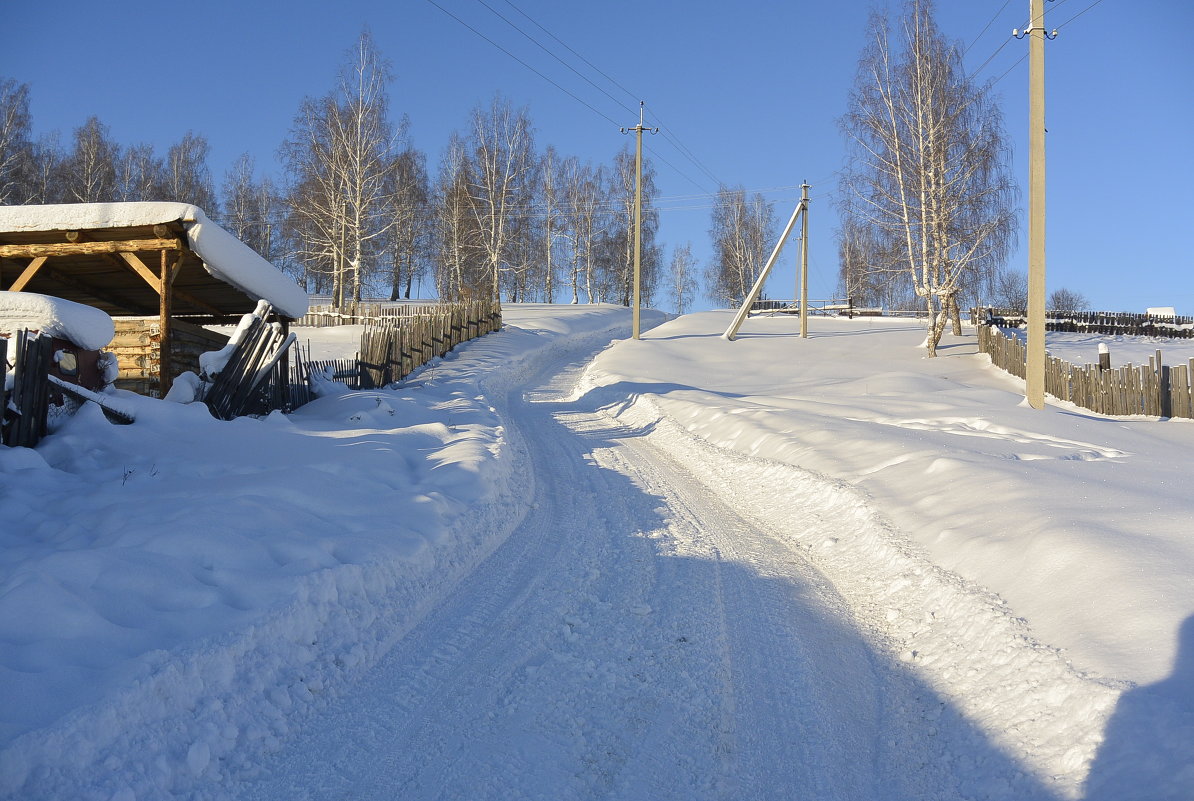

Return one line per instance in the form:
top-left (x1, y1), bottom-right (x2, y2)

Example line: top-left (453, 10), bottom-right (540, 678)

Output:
top-left (0, 291), bottom-right (115, 349)
top-left (0, 202), bottom-right (308, 319)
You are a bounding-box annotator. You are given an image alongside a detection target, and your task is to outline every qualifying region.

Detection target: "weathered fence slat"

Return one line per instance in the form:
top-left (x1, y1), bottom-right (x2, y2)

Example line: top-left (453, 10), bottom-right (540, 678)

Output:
top-left (0, 337), bottom-right (7, 441)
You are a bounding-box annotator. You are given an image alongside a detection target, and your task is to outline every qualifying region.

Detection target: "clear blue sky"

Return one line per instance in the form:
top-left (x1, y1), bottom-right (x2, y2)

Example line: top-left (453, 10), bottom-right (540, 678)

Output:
top-left (3, 0), bottom-right (1191, 313)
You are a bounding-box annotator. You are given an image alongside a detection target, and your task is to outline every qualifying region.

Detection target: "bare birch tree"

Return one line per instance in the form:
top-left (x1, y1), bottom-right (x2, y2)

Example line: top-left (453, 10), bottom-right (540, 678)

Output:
top-left (610, 146), bottom-right (661, 307)
top-left (669, 242), bottom-right (700, 315)
top-left (221, 153), bottom-right (278, 260)
top-left (465, 95), bottom-right (535, 300)
top-left (116, 143), bottom-right (165, 201)
top-left (840, 0), bottom-right (1016, 354)
top-left (706, 185), bottom-right (775, 307)
top-left (162, 131), bottom-right (218, 213)
top-left (60, 116), bottom-right (119, 203)
top-left (387, 145), bottom-right (431, 300)
top-left (538, 145), bottom-right (563, 303)
top-left (20, 133), bottom-right (62, 204)
top-left (0, 78), bottom-right (32, 204)
top-left (560, 159), bottom-right (608, 304)
top-left (433, 132), bottom-right (485, 299)
top-left (282, 30), bottom-right (399, 308)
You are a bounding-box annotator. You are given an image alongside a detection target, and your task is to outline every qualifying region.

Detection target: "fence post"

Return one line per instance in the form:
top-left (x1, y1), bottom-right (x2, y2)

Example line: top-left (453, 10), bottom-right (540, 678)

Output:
top-left (1158, 350), bottom-right (1172, 418)
top-left (0, 337), bottom-right (7, 442)
top-left (1098, 343), bottom-right (1110, 372)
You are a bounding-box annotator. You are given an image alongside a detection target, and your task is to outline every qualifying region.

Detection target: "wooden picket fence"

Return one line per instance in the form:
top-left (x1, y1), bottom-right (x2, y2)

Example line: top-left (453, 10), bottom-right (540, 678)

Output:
top-left (296, 300), bottom-right (502, 390)
top-left (977, 323), bottom-right (1194, 419)
top-left (357, 300), bottom-right (502, 388)
top-left (295, 301), bottom-right (443, 328)
top-left (980, 308), bottom-right (1193, 339)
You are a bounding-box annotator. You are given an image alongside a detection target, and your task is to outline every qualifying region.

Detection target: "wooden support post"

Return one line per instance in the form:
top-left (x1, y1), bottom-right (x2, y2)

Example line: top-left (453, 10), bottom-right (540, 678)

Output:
top-left (159, 248), bottom-right (173, 396)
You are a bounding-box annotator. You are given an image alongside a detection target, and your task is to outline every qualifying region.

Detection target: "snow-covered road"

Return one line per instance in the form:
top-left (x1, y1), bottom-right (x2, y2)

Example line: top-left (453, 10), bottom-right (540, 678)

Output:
top-left (228, 342), bottom-right (1059, 801)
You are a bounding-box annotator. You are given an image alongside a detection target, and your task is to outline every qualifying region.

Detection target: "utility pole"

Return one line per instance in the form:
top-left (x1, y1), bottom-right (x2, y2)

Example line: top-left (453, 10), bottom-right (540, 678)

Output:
top-left (799, 182), bottom-right (810, 338)
top-left (723, 186), bottom-right (810, 341)
top-left (1019, 0), bottom-right (1056, 409)
top-left (622, 102), bottom-right (658, 340)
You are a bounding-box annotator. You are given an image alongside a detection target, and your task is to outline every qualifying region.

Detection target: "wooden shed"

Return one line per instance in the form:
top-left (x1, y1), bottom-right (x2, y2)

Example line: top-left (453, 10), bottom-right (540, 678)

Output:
top-left (0, 202), bottom-right (308, 395)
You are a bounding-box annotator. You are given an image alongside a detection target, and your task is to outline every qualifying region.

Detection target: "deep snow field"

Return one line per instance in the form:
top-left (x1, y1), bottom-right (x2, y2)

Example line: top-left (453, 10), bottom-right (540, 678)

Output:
top-left (1, 304), bottom-right (1192, 799)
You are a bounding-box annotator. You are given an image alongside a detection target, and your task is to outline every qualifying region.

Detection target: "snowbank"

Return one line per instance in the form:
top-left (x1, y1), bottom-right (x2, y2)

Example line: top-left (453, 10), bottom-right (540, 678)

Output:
top-left (0, 304), bottom-right (647, 800)
top-left (580, 312), bottom-right (1194, 686)
top-left (5, 305), bottom-right (1190, 799)
top-left (575, 312), bottom-right (1194, 797)
top-left (0, 291), bottom-right (115, 350)
top-left (0, 203), bottom-right (308, 318)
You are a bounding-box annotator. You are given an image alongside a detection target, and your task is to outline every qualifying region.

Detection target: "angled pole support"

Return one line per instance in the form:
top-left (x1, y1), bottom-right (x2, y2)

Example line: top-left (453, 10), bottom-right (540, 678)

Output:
top-left (723, 191), bottom-right (809, 341)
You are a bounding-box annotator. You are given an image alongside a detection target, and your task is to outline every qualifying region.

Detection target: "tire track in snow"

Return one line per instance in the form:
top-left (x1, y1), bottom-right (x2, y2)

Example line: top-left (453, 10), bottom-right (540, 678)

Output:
top-left (585, 381), bottom-right (1122, 798)
top-left (229, 338), bottom-right (1073, 801)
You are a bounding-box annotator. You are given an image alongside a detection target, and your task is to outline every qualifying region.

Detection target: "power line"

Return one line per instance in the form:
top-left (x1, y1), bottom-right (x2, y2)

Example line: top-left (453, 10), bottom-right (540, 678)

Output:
top-left (433, 0), bottom-right (725, 196)
top-left (490, 1), bottom-right (725, 191)
top-left (964, 0), bottom-right (1014, 55)
top-left (499, 0), bottom-right (640, 107)
top-left (645, 104), bottom-right (723, 190)
top-left (423, 0), bottom-right (622, 127)
top-left (1053, 0), bottom-right (1106, 30)
top-left (473, 0), bottom-right (635, 119)
top-left (983, 0), bottom-right (1105, 89)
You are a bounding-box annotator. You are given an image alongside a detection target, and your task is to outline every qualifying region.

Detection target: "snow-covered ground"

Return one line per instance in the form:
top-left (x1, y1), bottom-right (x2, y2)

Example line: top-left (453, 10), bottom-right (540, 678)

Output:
top-left (2, 305), bottom-right (1191, 799)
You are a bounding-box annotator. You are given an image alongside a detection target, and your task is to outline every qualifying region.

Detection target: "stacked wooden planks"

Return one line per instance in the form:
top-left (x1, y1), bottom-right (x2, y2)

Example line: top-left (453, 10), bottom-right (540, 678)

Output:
top-left (111, 318), bottom-right (229, 397)
top-left (1, 331), bottom-right (53, 447)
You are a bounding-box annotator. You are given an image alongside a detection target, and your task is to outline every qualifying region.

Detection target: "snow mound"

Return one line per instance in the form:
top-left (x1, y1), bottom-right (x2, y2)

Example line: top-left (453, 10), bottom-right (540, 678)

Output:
top-left (0, 291), bottom-right (115, 350)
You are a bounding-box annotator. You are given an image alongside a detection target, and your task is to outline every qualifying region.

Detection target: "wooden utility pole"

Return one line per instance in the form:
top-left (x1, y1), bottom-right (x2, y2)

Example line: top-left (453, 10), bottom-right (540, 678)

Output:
top-left (1022, 0), bottom-right (1054, 409)
top-left (622, 102), bottom-right (657, 340)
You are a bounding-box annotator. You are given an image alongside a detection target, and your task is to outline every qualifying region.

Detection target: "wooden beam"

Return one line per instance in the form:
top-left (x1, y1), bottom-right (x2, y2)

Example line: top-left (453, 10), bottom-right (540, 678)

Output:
top-left (8, 256), bottom-right (50, 292)
top-left (42, 265), bottom-right (149, 314)
top-left (0, 237), bottom-right (183, 259)
top-left (112, 250), bottom-right (226, 316)
top-left (116, 251), bottom-right (163, 294)
top-left (166, 251), bottom-right (184, 287)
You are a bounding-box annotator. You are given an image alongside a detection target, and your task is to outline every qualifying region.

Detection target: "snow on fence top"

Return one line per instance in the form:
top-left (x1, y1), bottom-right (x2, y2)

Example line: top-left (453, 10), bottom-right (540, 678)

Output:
top-left (0, 290), bottom-right (115, 350)
top-left (0, 202), bottom-right (308, 319)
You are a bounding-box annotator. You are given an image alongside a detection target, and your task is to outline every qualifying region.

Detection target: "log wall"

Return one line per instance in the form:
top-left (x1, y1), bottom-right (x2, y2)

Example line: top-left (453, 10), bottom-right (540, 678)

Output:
top-left (111, 319), bottom-right (229, 396)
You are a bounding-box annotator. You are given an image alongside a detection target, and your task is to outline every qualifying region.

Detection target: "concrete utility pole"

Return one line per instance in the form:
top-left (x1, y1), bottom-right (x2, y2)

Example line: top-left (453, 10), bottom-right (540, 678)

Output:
top-left (1020, 0), bottom-right (1055, 409)
top-left (799, 182), bottom-right (810, 339)
top-left (723, 186), bottom-right (810, 341)
top-left (621, 102), bottom-right (658, 340)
